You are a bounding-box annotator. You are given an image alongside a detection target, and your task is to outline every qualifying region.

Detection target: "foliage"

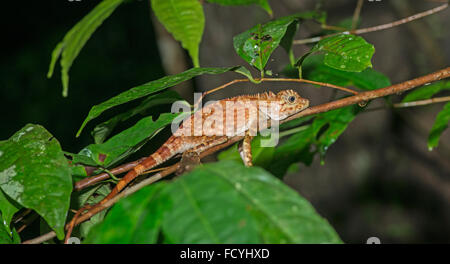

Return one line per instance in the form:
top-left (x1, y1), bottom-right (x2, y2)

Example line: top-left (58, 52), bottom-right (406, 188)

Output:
top-left (401, 81), bottom-right (450, 149)
top-left (85, 162), bottom-right (341, 244)
top-left (1, 1), bottom-right (448, 244)
top-left (233, 12), bottom-right (325, 72)
top-left (428, 102), bottom-right (450, 150)
top-left (298, 34), bottom-right (375, 72)
top-left (0, 125), bottom-right (72, 239)
top-left (47, 0), bottom-right (125, 97)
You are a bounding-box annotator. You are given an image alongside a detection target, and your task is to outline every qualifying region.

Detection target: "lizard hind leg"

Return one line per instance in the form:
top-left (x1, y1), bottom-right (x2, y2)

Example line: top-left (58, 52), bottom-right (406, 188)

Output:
top-left (238, 131), bottom-right (254, 167)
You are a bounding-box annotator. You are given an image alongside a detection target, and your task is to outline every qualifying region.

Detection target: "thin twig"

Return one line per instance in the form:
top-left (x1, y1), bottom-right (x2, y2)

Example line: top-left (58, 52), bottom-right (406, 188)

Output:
top-left (293, 3), bottom-right (448, 45)
top-left (13, 209), bottom-right (32, 224)
top-left (364, 96), bottom-right (450, 113)
top-left (16, 213), bottom-right (39, 233)
top-left (352, 0), bottom-right (364, 30)
top-left (393, 96), bottom-right (450, 108)
top-left (23, 67), bottom-right (450, 244)
top-left (22, 231), bottom-right (56, 244)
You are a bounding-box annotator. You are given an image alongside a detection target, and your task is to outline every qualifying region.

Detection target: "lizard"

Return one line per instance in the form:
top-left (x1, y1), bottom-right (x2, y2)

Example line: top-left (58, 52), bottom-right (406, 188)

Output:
top-left (65, 89), bottom-right (309, 241)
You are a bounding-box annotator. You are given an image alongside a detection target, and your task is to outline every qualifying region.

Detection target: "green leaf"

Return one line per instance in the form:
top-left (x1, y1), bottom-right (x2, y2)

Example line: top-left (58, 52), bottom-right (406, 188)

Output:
top-left (301, 54), bottom-right (390, 90)
top-left (301, 34), bottom-right (375, 72)
top-left (151, 0), bottom-right (204, 67)
top-left (77, 66), bottom-right (244, 137)
top-left (233, 14), bottom-right (302, 71)
top-left (163, 161), bottom-right (341, 243)
top-left (83, 161), bottom-right (341, 243)
top-left (0, 219), bottom-right (20, 244)
top-left (428, 102), bottom-right (450, 150)
top-left (162, 165), bottom-right (260, 243)
top-left (267, 106), bottom-right (360, 177)
top-left (234, 12), bottom-right (326, 71)
top-left (0, 190), bottom-right (20, 234)
top-left (0, 124), bottom-right (72, 239)
top-left (76, 185), bottom-right (111, 239)
top-left (47, 0), bottom-right (124, 97)
top-left (92, 90), bottom-right (184, 144)
top-left (268, 126), bottom-right (315, 177)
top-left (218, 136), bottom-right (275, 167)
top-left (280, 20), bottom-right (300, 65)
top-left (206, 0), bottom-right (272, 16)
top-left (218, 106), bottom-right (360, 178)
top-left (79, 113), bottom-right (179, 167)
top-left (84, 183), bottom-right (169, 243)
top-left (312, 105), bottom-right (360, 157)
top-left (402, 81), bottom-right (450, 103)
top-left (65, 152), bottom-right (99, 167)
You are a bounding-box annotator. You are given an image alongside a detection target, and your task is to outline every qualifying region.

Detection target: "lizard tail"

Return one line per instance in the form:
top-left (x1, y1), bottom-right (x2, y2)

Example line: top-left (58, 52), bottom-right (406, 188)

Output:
top-left (98, 139), bottom-right (177, 205)
top-left (65, 138), bottom-right (180, 242)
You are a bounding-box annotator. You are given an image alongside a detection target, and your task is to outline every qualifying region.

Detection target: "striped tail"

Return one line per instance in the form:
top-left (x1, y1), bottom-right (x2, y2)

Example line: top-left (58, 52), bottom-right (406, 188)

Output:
top-left (98, 136), bottom-right (178, 205)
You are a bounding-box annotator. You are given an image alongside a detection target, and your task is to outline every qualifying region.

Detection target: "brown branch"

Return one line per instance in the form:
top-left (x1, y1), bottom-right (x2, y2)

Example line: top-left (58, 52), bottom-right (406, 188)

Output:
top-left (283, 67), bottom-right (450, 122)
top-left (23, 67), bottom-right (450, 244)
top-left (74, 158), bottom-right (147, 191)
top-left (293, 3), bottom-right (448, 45)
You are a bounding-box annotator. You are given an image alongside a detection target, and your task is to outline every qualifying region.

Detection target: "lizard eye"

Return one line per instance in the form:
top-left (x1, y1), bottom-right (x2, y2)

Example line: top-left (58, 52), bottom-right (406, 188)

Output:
top-left (288, 95), bottom-right (296, 103)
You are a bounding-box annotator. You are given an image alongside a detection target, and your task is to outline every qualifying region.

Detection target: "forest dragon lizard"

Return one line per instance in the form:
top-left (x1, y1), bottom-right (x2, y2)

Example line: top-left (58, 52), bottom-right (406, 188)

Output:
top-left (68, 90), bottom-right (309, 238)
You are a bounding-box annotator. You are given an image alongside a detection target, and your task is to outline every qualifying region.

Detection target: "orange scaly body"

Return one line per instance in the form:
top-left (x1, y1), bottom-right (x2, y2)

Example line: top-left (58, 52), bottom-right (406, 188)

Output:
top-left (94, 90), bottom-right (309, 206)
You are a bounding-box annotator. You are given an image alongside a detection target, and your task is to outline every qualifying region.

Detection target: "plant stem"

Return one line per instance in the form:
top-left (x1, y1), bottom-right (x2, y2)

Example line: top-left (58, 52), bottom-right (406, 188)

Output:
top-left (293, 3), bottom-right (448, 45)
top-left (393, 96), bottom-right (450, 108)
top-left (352, 0), bottom-right (364, 30)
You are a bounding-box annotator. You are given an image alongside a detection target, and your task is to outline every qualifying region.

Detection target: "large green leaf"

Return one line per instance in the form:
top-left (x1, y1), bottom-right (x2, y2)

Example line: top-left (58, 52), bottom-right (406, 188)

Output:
top-left (0, 124), bottom-right (72, 239)
top-left (428, 102), bottom-right (450, 150)
top-left (162, 161), bottom-right (341, 243)
top-left (84, 183), bottom-right (169, 243)
top-left (206, 0), bottom-right (272, 15)
top-left (77, 66), bottom-right (245, 137)
top-left (233, 13), bottom-right (323, 72)
top-left (298, 34), bottom-right (374, 72)
top-left (85, 161), bottom-right (341, 243)
top-left (92, 90), bottom-right (184, 144)
top-left (0, 190), bottom-right (20, 234)
top-left (402, 81), bottom-right (450, 102)
top-left (79, 113), bottom-right (179, 167)
top-left (162, 164), bottom-right (261, 243)
top-left (151, 0), bottom-right (204, 67)
top-left (47, 0), bottom-right (124, 97)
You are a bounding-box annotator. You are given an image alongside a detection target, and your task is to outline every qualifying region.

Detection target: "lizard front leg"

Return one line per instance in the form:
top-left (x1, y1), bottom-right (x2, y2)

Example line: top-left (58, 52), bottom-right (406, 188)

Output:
top-left (176, 151), bottom-right (201, 175)
top-left (238, 131), bottom-right (254, 167)
top-left (177, 136), bottom-right (228, 174)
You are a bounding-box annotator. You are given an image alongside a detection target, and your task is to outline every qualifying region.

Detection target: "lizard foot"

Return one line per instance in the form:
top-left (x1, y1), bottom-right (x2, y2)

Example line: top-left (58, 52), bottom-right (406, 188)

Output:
top-left (176, 151), bottom-right (201, 175)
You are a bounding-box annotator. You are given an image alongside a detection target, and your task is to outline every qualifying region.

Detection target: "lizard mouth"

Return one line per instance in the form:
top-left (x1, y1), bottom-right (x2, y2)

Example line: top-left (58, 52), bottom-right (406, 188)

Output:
top-left (301, 98), bottom-right (310, 109)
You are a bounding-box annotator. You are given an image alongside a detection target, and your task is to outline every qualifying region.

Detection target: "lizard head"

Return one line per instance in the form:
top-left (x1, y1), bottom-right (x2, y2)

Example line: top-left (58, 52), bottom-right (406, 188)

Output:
top-left (275, 90), bottom-right (309, 120)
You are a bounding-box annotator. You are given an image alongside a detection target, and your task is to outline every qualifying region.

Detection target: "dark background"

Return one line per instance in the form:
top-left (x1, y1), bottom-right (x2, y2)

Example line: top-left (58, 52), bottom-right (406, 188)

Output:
top-left (1, 0), bottom-right (449, 243)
